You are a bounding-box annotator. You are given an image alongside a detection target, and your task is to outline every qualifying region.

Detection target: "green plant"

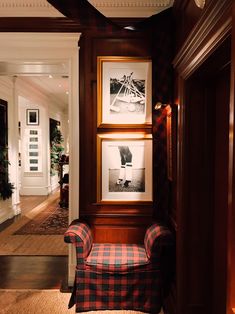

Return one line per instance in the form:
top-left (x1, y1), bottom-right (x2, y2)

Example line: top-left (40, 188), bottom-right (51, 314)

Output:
top-left (0, 146), bottom-right (14, 200)
top-left (50, 126), bottom-right (64, 176)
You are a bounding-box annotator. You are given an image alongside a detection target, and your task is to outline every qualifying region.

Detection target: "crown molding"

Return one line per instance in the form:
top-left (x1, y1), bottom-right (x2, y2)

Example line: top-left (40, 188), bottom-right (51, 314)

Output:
top-left (0, 0), bottom-right (174, 18)
top-left (0, 0), bottom-right (64, 17)
top-left (89, 0), bottom-right (174, 17)
top-left (173, 0), bottom-right (232, 79)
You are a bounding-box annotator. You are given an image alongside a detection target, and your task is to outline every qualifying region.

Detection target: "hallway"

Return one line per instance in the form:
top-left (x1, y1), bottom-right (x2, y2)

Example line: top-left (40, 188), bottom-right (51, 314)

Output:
top-left (0, 191), bottom-right (68, 290)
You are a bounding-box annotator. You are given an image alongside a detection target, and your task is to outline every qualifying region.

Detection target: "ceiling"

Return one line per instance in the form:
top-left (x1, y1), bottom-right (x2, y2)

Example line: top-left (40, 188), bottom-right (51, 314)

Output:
top-left (21, 76), bottom-right (69, 112)
top-left (0, 0), bottom-right (174, 18)
top-left (0, 0), bottom-right (174, 111)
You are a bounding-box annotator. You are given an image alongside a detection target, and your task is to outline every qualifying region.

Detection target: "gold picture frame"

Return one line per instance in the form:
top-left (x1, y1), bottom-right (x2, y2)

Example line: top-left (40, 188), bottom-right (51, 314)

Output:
top-left (97, 132), bottom-right (153, 203)
top-left (97, 56), bottom-right (152, 128)
top-left (166, 105), bottom-right (173, 181)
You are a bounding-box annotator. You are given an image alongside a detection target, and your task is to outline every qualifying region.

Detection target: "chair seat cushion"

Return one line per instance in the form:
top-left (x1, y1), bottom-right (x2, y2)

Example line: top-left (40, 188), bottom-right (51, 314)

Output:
top-left (86, 243), bottom-right (149, 272)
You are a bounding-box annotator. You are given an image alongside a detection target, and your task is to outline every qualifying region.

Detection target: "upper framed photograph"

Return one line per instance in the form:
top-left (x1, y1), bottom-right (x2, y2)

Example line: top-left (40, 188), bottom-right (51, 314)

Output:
top-left (97, 133), bottom-right (153, 203)
top-left (26, 109), bottom-right (39, 125)
top-left (97, 56), bottom-right (152, 128)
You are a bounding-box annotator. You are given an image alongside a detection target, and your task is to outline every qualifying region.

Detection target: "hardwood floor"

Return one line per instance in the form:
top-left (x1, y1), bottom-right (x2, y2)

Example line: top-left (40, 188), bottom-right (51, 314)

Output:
top-left (0, 190), bottom-right (69, 290)
top-left (19, 194), bottom-right (49, 215)
top-left (0, 256), bottom-right (68, 290)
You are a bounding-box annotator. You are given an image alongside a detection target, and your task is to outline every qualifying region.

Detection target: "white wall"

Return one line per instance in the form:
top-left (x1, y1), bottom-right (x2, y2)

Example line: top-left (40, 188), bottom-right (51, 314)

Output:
top-left (17, 77), bottom-right (68, 195)
top-left (0, 75), bottom-right (68, 224)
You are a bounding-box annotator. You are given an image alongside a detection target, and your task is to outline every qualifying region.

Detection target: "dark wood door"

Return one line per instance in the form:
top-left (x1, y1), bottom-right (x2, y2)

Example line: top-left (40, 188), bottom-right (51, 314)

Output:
top-left (177, 38), bottom-right (231, 314)
top-left (0, 99), bottom-right (8, 148)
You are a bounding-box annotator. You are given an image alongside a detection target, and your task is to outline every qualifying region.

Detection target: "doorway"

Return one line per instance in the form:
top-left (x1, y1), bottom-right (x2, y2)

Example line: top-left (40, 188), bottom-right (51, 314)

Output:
top-left (181, 37), bottom-right (231, 314)
top-left (0, 32), bottom-right (80, 284)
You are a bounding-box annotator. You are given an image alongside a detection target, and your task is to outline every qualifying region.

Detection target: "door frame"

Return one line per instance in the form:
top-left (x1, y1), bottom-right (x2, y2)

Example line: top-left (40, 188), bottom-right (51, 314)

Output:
top-left (0, 32), bottom-right (81, 285)
top-left (173, 0), bottom-right (234, 313)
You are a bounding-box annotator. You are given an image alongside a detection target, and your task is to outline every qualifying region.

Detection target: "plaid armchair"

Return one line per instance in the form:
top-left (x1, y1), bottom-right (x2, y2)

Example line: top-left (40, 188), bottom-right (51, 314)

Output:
top-left (64, 220), bottom-right (174, 313)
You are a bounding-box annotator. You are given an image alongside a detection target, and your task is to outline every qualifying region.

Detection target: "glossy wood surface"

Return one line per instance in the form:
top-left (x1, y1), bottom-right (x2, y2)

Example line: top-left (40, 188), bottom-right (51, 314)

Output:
top-left (173, 0), bottom-right (234, 313)
top-left (0, 256), bottom-right (68, 290)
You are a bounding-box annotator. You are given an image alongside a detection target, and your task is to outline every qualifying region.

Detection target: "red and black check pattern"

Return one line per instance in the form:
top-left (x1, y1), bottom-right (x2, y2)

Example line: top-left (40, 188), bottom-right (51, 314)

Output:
top-left (86, 243), bottom-right (149, 272)
top-left (144, 223), bottom-right (172, 260)
top-left (65, 221), bottom-right (172, 313)
top-left (74, 268), bottom-right (162, 313)
top-left (64, 222), bottom-right (93, 266)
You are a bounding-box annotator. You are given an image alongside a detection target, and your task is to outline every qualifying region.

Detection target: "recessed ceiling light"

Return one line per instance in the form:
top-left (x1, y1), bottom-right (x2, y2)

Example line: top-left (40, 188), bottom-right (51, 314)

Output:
top-left (66, 91), bottom-right (69, 95)
top-left (49, 75), bottom-right (53, 78)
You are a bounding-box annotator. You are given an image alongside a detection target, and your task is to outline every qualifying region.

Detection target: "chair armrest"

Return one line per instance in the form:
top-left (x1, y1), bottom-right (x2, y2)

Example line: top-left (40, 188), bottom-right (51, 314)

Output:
top-left (64, 220), bottom-right (93, 265)
top-left (144, 223), bottom-right (173, 260)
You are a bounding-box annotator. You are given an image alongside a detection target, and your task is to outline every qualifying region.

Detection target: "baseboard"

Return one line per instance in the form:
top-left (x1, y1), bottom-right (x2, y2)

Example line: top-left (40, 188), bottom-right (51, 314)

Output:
top-left (60, 275), bottom-right (73, 293)
top-left (0, 199), bottom-right (15, 224)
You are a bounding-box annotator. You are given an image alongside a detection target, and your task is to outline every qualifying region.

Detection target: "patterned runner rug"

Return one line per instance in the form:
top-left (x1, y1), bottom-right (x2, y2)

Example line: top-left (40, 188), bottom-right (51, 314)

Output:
top-left (0, 192), bottom-right (68, 255)
top-left (14, 206), bottom-right (68, 235)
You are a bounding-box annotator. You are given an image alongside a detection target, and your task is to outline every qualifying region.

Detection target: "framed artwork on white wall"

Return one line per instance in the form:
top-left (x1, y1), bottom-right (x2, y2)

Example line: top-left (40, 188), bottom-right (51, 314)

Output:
top-left (26, 109), bottom-right (39, 125)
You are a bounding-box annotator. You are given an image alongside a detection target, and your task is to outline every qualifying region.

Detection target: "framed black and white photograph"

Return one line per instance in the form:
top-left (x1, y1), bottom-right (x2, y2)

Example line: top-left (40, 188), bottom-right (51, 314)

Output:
top-left (97, 133), bottom-right (153, 203)
top-left (26, 109), bottom-right (39, 125)
top-left (97, 56), bottom-right (152, 128)
top-left (24, 129), bottom-right (42, 173)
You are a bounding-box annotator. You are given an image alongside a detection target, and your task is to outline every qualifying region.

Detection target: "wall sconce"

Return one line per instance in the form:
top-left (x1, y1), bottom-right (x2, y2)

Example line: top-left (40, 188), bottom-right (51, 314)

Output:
top-left (194, 0), bottom-right (206, 9)
top-left (154, 102), bottom-right (166, 110)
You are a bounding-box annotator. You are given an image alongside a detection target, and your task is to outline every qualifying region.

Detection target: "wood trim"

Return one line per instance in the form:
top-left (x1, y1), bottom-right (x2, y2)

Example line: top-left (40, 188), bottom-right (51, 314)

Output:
top-left (173, 0), bottom-right (190, 12)
top-left (173, 1), bottom-right (233, 313)
top-left (0, 17), bottom-right (84, 32)
top-left (173, 0), bottom-right (233, 78)
top-left (228, 3), bottom-right (235, 310)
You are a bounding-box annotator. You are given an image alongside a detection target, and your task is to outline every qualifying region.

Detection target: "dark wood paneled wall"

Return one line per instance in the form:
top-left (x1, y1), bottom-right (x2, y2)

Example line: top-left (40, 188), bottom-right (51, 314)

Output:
top-left (79, 30), bottom-right (154, 243)
top-left (173, 0), bottom-right (214, 53)
top-left (173, 0), bottom-right (234, 313)
top-left (78, 10), bottom-right (174, 244)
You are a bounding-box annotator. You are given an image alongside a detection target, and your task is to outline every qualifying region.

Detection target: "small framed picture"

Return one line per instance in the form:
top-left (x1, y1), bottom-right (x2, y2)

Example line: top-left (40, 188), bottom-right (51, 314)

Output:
top-left (97, 56), bottom-right (152, 128)
top-left (97, 133), bottom-right (153, 203)
top-left (26, 109), bottom-right (39, 125)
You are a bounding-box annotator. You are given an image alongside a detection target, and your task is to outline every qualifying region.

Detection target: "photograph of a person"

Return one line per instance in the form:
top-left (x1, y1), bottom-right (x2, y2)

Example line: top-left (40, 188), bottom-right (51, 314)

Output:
top-left (110, 144), bottom-right (145, 193)
top-left (98, 135), bottom-right (152, 202)
top-left (97, 57), bottom-right (152, 126)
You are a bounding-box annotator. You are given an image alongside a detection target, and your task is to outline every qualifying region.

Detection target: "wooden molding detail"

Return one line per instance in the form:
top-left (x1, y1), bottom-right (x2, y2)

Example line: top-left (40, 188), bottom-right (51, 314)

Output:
top-left (0, 17), bottom-right (85, 32)
top-left (173, 0), bottom-right (233, 78)
top-left (0, 0), bottom-right (174, 18)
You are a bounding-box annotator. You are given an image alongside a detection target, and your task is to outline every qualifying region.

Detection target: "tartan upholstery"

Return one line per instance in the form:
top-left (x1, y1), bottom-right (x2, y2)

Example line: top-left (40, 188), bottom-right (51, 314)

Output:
top-left (86, 243), bottom-right (149, 272)
top-left (65, 220), bottom-right (173, 313)
top-left (64, 221), bottom-right (92, 267)
top-left (144, 223), bottom-right (172, 260)
top-left (75, 268), bottom-right (162, 313)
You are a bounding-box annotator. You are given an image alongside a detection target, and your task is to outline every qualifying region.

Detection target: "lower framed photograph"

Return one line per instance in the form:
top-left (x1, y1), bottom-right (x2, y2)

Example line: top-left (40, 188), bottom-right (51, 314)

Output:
top-left (97, 133), bottom-right (153, 203)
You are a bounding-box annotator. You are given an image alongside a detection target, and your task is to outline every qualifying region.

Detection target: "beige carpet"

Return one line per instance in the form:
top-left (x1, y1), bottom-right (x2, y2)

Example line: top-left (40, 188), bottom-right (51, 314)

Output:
top-left (0, 193), bottom-right (68, 256)
top-left (0, 289), bottom-right (150, 314)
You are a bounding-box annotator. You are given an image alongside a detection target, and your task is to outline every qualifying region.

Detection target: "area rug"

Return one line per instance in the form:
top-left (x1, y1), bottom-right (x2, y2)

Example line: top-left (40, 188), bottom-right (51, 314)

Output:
top-left (0, 193), bottom-right (68, 256)
top-left (14, 206), bottom-right (68, 235)
top-left (0, 289), bottom-right (150, 314)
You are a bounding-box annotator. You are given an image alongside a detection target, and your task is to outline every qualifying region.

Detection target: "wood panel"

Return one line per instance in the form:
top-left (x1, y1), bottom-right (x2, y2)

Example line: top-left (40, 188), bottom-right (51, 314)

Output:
top-left (173, 0), bottom-right (214, 53)
top-left (173, 0), bottom-right (233, 313)
top-left (228, 4), bottom-right (235, 310)
top-left (79, 30), bottom-right (154, 243)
